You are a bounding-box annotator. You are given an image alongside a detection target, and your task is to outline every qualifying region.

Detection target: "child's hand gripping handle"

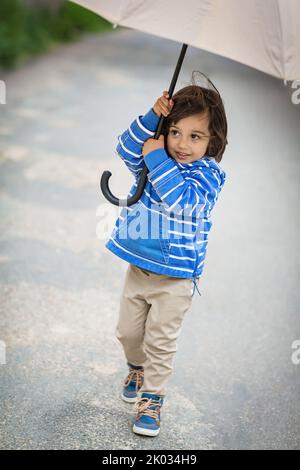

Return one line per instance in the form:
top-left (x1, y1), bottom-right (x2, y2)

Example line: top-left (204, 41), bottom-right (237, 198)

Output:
top-left (153, 90), bottom-right (174, 118)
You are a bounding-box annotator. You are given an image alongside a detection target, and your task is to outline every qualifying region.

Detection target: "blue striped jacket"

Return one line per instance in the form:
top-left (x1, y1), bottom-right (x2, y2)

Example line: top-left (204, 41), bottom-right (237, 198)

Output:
top-left (105, 108), bottom-right (226, 296)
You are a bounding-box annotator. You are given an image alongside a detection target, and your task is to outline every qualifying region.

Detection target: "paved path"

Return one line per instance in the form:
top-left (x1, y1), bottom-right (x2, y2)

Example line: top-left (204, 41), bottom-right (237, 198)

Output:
top-left (0, 28), bottom-right (300, 450)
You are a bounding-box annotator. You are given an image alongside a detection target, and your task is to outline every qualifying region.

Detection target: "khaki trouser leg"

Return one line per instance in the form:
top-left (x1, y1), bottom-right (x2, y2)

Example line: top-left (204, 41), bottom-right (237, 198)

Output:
top-left (116, 264), bottom-right (194, 396)
top-left (115, 264), bottom-right (150, 367)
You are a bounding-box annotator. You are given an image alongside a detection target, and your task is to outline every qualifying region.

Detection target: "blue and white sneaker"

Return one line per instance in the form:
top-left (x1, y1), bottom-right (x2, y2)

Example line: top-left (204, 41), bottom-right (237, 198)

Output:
top-left (133, 392), bottom-right (164, 436)
top-left (121, 364), bottom-right (144, 403)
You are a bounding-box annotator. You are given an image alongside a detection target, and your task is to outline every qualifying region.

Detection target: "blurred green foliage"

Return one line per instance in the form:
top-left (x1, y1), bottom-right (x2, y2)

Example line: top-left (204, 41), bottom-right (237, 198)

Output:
top-left (0, 0), bottom-right (113, 69)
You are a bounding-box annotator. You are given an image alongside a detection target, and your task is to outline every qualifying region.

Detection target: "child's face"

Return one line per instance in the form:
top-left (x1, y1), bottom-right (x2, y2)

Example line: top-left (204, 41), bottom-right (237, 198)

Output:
top-left (166, 112), bottom-right (211, 164)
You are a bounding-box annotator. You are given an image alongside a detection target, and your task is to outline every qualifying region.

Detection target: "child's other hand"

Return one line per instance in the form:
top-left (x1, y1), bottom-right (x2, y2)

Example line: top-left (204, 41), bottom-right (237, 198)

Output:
top-left (142, 135), bottom-right (165, 157)
top-left (153, 90), bottom-right (174, 117)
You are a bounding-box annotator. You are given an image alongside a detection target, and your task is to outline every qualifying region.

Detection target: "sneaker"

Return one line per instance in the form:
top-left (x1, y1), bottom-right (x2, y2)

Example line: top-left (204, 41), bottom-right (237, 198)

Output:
top-left (121, 365), bottom-right (144, 403)
top-left (133, 392), bottom-right (164, 437)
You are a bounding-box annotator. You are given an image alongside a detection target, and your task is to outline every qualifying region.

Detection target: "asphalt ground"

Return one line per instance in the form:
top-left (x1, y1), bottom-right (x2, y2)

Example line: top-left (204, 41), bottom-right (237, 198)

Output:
top-left (0, 28), bottom-right (299, 450)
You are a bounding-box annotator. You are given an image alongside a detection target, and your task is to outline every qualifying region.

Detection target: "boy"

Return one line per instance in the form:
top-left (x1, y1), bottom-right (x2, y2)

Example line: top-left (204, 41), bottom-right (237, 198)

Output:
top-left (105, 76), bottom-right (228, 436)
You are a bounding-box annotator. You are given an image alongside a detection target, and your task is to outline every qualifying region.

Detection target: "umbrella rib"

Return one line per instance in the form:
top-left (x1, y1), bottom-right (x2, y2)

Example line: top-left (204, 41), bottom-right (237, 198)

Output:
top-left (274, 0), bottom-right (286, 79)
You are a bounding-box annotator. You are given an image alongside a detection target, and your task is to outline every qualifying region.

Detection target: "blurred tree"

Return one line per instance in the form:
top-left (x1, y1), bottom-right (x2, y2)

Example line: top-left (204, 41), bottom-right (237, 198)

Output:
top-left (0, 0), bottom-right (112, 69)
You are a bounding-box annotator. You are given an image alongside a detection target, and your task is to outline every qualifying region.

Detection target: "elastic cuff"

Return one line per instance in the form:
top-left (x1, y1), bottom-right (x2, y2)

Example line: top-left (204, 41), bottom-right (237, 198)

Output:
top-left (144, 148), bottom-right (169, 172)
top-left (140, 107), bottom-right (160, 132)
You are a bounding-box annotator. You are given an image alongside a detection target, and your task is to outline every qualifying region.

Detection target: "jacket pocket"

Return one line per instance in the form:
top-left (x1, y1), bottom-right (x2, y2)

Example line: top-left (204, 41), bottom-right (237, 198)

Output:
top-left (115, 202), bottom-right (170, 264)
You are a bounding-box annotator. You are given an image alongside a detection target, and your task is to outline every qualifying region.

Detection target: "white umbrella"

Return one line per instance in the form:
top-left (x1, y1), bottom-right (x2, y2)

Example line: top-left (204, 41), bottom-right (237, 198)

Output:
top-left (72, 0), bottom-right (300, 81)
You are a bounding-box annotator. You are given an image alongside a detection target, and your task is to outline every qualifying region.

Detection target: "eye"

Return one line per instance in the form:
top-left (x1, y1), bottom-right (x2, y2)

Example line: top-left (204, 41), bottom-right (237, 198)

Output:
top-left (170, 130), bottom-right (200, 140)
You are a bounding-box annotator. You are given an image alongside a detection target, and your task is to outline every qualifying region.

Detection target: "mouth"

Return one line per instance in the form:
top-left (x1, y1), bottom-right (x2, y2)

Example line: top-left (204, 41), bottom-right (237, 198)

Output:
top-left (176, 152), bottom-right (190, 160)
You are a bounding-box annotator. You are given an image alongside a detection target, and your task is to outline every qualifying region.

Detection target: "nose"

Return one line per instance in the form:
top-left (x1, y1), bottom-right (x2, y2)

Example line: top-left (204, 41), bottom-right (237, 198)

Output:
top-left (178, 138), bottom-right (189, 151)
top-left (178, 134), bottom-right (190, 145)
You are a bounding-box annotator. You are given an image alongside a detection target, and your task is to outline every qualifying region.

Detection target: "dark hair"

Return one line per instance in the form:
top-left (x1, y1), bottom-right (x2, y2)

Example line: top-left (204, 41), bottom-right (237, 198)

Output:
top-left (162, 71), bottom-right (228, 163)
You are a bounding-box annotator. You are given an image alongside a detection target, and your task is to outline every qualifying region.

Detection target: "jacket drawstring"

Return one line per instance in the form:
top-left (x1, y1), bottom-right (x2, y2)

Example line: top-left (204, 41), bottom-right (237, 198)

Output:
top-left (192, 276), bottom-right (202, 297)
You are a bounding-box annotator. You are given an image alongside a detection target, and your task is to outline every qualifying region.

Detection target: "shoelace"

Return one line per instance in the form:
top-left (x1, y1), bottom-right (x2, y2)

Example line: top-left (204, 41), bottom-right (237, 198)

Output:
top-left (124, 368), bottom-right (144, 391)
top-left (134, 397), bottom-right (162, 423)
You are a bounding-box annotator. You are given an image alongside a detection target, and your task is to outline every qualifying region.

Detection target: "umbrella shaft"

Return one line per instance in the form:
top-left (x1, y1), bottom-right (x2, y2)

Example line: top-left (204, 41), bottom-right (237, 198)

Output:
top-left (154, 43), bottom-right (188, 139)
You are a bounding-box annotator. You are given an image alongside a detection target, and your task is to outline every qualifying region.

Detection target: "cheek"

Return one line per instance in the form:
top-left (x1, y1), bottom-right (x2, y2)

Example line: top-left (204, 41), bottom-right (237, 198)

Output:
top-left (199, 140), bottom-right (209, 149)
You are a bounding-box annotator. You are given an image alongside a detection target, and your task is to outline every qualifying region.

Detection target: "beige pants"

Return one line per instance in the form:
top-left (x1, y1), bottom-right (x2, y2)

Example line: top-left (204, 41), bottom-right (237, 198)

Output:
top-left (115, 263), bottom-right (196, 396)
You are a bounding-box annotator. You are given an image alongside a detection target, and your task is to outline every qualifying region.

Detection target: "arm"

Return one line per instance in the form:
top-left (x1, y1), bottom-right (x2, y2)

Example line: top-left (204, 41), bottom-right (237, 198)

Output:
top-left (144, 149), bottom-right (225, 216)
top-left (115, 91), bottom-right (173, 179)
top-left (115, 108), bottom-right (159, 179)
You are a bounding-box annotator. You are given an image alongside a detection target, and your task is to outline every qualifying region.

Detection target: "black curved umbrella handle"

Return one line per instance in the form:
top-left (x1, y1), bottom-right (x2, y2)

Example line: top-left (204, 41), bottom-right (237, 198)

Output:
top-left (100, 43), bottom-right (188, 207)
top-left (100, 166), bottom-right (148, 207)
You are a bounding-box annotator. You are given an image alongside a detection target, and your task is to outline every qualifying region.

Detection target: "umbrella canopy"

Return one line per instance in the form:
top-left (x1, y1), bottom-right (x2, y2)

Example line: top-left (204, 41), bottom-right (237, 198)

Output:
top-left (72, 0), bottom-right (300, 81)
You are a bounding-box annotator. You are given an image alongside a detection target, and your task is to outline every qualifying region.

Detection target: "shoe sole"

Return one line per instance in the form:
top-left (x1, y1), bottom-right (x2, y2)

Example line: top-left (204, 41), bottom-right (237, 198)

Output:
top-left (133, 424), bottom-right (160, 437)
top-left (121, 393), bottom-right (138, 403)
